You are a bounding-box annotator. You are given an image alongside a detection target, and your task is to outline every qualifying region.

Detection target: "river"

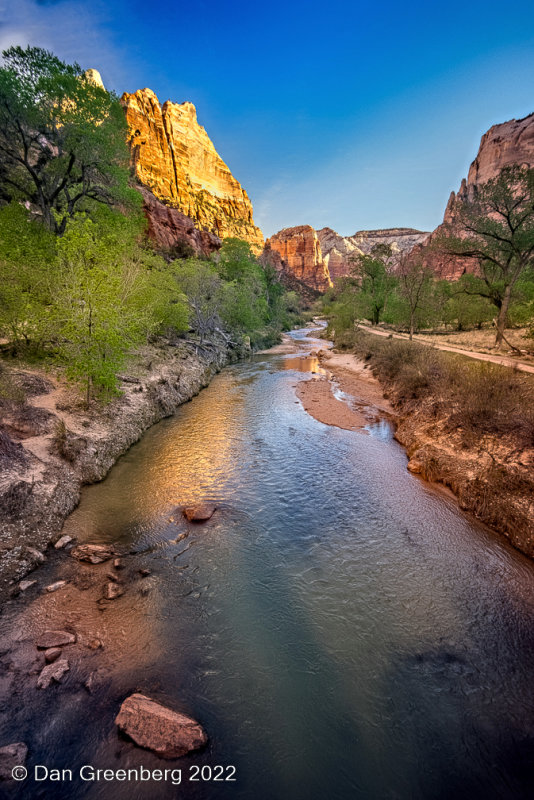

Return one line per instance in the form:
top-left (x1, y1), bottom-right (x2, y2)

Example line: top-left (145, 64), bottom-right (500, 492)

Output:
top-left (4, 325), bottom-right (534, 800)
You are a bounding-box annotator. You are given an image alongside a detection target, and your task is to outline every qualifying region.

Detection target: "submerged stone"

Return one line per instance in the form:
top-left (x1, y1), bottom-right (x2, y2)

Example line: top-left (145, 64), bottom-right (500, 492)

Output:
top-left (182, 504), bottom-right (216, 522)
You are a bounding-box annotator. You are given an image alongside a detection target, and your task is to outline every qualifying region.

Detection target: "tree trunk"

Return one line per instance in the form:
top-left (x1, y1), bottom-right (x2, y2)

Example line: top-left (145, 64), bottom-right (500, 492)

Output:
top-left (495, 285), bottom-right (512, 350)
top-left (409, 310), bottom-right (414, 341)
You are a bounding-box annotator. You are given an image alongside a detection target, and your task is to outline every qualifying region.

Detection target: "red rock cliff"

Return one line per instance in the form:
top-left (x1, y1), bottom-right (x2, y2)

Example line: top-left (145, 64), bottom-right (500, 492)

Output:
top-left (266, 226), bottom-right (333, 292)
top-left (417, 112), bottom-right (534, 279)
top-left (120, 88), bottom-right (264, 252)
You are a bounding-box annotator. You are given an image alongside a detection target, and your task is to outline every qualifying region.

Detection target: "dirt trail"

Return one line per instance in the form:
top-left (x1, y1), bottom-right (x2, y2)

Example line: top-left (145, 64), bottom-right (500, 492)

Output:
top-left (357, 324), bottom-right (534, 374)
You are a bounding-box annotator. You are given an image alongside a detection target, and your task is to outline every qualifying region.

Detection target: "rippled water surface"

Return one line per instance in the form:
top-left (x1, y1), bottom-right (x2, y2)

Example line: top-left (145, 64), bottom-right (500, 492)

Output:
top-left (10, 326), bottom-right (534, 800)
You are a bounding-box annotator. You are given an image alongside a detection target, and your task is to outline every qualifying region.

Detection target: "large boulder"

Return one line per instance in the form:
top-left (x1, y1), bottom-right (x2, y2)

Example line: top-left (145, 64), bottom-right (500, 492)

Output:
top-left (115, 693), bottom-right (207, 758)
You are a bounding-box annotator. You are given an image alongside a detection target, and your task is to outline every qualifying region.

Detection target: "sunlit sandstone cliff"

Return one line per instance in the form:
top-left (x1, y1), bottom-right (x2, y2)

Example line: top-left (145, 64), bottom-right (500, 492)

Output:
top-left (415, 111), bottom-right (534, 279)
top-left (120, 88), bottom-right (264, 251)
top-left (266, 226), bottom-right (333, 292)
top-left (318, 227), bottom-right (428, 280)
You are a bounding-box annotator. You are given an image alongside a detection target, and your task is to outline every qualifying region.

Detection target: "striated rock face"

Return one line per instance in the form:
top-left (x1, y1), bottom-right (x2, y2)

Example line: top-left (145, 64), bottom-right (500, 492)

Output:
top-left (417, 112), bottom-right (534, 279)
top-left (467, 113), bottom-right (534, 187)
top-left (140, 187), bottom-right (221, 256)
top-left (120, 88), bottom-right (264, 251)
top-left (266, 226), bottom-right (332, 292)
top-left (318, 227), bottom-right (428, 280)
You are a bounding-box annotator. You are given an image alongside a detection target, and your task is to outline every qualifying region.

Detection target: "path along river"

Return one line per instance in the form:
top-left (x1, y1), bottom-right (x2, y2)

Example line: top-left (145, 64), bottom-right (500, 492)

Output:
top-left (3, 324), bottom-right (534, 800)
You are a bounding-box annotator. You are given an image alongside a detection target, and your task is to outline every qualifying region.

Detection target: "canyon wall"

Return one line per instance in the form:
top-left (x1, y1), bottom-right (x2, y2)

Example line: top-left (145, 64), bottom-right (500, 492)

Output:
top-left (318, 227), bottom-right (428, 280)
top-left (266, 226), bottom-right (333, 292)
top-left (417, 111), bottom-right (534, 279)
top-left (120, 88), bottom-right (264, 252)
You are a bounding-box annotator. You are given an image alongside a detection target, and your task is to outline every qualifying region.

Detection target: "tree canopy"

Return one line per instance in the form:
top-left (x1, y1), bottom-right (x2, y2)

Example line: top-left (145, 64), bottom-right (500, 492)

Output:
top-left (436, 165), bottom-right (534, 347)
top-left (0, 46), bottom-right (136, 234)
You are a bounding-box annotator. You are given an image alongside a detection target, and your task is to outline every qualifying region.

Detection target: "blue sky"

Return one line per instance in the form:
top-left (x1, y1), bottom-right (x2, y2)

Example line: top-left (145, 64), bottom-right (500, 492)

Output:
top-left (1, 0), bottom-right (534, 236)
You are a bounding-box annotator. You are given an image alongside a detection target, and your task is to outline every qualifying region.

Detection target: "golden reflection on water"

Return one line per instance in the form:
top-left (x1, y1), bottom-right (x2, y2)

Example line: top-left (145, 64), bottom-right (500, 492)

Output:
top-left (137, 371), bottom-right (248, 514)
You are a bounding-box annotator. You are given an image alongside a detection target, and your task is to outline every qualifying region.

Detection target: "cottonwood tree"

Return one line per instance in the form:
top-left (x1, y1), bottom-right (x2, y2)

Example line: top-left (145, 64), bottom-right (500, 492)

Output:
top-left (397, 254), bottom-right (433, 339)
top-left (436, 165), bottom-right (534, 348)
top-left (0, 46), bottom-right (134, 235)
top-left (349, 243), bottom-right (396, 325)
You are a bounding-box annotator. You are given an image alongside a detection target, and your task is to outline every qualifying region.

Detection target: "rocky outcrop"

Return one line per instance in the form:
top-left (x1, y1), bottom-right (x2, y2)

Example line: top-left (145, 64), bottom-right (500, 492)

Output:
top-left (140, 187), bottom-right (221, 256)
top-left (467, 112), bottom-right (534, 186)
top-left (121, 88), bottom-right (264, 251)
top-left (416, 112), bottom-right (534, 279)
top-left (266, 226), bottom-right (332, 292)
top-left (116, 694), bottom-right (207, 758)
top-left (318, 227), bottom-right (429, 280)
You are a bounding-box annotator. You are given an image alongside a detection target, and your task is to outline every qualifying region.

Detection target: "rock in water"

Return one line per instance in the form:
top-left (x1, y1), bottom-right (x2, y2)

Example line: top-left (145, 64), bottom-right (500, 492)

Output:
top-left (115, 694), bottom-right (207, 758)
top-left (71, 544), bottom-right (116, 564)
top-left (182, 504), bottom-right (216, 522)
top-left (35, 630), bottom-right (76, 649)
top-left (37, 659), bottom-right (69, 689)
top-left (0, 742), bottom-right (28, 780)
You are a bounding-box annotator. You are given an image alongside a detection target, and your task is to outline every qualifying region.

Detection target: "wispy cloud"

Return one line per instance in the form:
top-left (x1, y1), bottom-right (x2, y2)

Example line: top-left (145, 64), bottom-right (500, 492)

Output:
top-left (0, 0), bottom-right (129, 91)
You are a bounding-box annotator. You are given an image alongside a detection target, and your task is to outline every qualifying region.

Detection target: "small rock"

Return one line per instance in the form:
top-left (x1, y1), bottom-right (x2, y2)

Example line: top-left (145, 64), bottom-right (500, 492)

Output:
top-left (107, 572), bottom-right (120, 583)
top-left (36, 630), bottom-right (76, 649)
top-left (19, 580), bottom-right (36, 592)
top-left (71, 544), bottom-right (116, 564)
top-left (113, 558), bottom-right (124, 570)
top-left (105, 582), bottom-right (124, 600)
top-left (182, 504), bottom-right (216, 522)
top-left (139, 568), bottom-right (151, 578)
top-left (45, 580), bottom-right (67, 593)
top-left (115, 693), bottom-right (207, 758)
top-left (37, 659), bottom-right (69, 689)
top-left (25, 547), bottom-right (45, 564)
top-left (0, 742), bottom-right (28, 780)
top-left (44, 648), bottom-right (62, 664)
top-left (54, 535), bottom-right (73, 550)
top-left (87, 638), bottom-right (103, 650)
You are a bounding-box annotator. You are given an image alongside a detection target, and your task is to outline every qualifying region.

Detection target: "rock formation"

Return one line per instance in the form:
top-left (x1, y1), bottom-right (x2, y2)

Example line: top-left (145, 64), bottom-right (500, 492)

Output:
top-left (415, 111), bottom-right (534, 279)
top-left (266, 226), bottom-right (332, 292)
top-left (115, 693), bottom-right (207, 758)
top-left (317, 227), bottom-right (428, 280)
top-left (120, 88), bottom-right (264, 252)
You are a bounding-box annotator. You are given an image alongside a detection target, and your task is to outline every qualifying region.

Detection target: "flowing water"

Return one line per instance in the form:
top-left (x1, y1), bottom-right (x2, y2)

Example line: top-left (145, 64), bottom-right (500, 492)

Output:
top-left (5, 325), bottom-right (534, 800)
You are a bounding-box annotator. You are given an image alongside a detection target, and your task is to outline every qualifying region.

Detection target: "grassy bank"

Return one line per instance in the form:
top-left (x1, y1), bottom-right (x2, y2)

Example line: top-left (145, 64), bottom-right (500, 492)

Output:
top-left (334, 328), bottom-right (534, 556)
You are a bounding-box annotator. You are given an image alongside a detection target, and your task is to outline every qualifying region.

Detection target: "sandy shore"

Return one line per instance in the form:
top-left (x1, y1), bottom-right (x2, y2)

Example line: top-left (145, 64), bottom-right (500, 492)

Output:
top-left (296, 348), bottom-right (396, 432)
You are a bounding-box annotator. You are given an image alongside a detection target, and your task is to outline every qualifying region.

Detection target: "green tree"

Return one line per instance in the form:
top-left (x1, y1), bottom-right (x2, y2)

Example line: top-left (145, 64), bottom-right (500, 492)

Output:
top-left (396, 255), bottom-right (434, 339)
top-left (52, 212), bottom-right (186, 403)
top-left (0, 46), bottom-right (136, 235)
top-left (0, 203), bottom-right (57, 352)
top-left (436, 166), bottom-right (534, 348)
top-left (349, 244), bottom-right (396, 325)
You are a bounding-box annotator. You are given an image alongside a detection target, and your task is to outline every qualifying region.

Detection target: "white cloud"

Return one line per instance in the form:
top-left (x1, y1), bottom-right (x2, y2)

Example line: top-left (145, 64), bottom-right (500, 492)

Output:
top-left (0, 0), bottom-right (129, 92)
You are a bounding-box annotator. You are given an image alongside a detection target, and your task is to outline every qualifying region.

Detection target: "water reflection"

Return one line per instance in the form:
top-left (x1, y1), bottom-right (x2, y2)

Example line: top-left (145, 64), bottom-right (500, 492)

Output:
top-left (5, 325), bottom-right (534, 800)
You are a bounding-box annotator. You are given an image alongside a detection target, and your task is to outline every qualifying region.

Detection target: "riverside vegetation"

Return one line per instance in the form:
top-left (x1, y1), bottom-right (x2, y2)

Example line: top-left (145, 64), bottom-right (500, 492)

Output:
top-left (0, 47), bottom-right (303, 589)
top-left (321, 165), bottom-right (534, 554)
